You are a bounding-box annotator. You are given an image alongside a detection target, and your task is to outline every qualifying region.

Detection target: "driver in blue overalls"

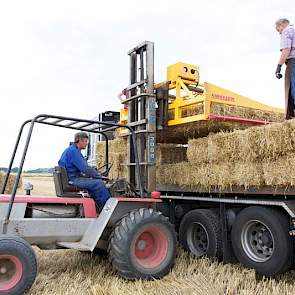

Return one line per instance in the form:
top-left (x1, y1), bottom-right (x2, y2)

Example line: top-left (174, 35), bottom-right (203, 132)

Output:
top-left (58, 132), bottom-right (110, 208)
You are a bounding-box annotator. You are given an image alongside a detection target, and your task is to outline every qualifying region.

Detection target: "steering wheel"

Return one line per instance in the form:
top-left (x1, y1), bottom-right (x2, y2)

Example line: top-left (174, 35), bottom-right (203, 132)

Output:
top-left (97, 163), bottom-right (113, 177)
top-left (100, 175), bottom-right (110, 181)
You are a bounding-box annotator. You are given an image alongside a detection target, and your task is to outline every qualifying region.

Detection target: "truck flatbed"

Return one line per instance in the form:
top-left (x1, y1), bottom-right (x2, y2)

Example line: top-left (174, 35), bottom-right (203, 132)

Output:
top-left (157, 184), bottom-right (295, 197)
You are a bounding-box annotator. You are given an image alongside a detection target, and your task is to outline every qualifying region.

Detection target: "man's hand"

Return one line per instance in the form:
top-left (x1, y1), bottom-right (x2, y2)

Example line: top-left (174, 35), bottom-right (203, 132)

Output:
top-left (275, 64), bottom-right (283, 79)
top-left (276, 48), bottom-right (291, 79)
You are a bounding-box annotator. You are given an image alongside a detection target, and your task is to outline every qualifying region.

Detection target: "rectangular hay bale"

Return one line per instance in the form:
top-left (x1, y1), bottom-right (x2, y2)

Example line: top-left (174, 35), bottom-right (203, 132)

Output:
top-left (157, 161), bottom-right (264, 190)
top-left (0, 172), bottom-right (22, 194)
top-left (187, 119), bottom-right (295, 165)
top-left (262, 154), bottom-right (295, 186)
top-left (156, 144), bottom-right (187, 164)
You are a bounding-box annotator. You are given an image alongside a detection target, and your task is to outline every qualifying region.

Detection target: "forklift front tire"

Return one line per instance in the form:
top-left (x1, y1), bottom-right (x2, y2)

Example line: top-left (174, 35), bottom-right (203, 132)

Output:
top-left (108, 208), bottom-right (176, 279)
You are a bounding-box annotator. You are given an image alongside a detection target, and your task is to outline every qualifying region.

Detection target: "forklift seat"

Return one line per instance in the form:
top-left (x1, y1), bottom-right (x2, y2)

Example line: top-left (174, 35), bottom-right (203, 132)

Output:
top-left (53, 166), bottom-right (84, 198)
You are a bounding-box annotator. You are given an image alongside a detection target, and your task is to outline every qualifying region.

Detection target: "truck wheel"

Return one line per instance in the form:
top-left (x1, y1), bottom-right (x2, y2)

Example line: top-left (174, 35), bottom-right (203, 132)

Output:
top-left (179, 209), bottom-right (222, 259)
top-left (231, 206), bottom-right (294, 276)
top-left (0, 235), bottom-right (37, 295)
top-left (80, 248), bottom-right (106, 256)
top-left (108, 208), bottom-right (176, 279)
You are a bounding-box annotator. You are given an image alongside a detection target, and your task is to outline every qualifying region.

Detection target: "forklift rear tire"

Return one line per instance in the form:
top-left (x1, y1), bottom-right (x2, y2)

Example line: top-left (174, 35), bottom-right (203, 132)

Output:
top-left (108, 208), bottom-right (176, 279)
top-left (179, 209), bottom-right (223, 259)
top-left (231, 206), bottom-right (294, 276)
top-left (0, 235), bottom-right (37, 295)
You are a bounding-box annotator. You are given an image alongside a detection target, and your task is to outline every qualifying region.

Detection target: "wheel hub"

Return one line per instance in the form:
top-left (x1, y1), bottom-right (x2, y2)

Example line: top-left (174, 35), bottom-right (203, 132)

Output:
top-left (0, 259), bottom-right (16, 283)
top-left (0, 255), bottom-right (23, 292)
top-left (241, 221), bottom-right (274, 263)
top-left (0, 266), bottom-right (7, 274)
top-left (137, 239), bottom-right (147, 251)
top-left (260, 231), bottom-right (272, 247)
top-left (133, 227), bottom-right (169, 269)
top-left (187, 222), bottom-right (209, 256)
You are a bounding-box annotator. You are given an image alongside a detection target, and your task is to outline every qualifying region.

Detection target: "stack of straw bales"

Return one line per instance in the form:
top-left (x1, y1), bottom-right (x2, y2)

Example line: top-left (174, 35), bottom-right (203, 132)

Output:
top-left (96, 139), bottom-right (187, 179)
top-left (97, 119), bottom-right (295, 190)
top-left (0, 172), bottom-right (22, 194)
top-left (159, 119), bottom-right (295, 189)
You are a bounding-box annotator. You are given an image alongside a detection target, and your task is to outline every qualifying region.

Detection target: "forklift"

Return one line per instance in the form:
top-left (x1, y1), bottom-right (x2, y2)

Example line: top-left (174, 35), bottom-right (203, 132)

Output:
top-left (0, 41), bottom-right (177, 295)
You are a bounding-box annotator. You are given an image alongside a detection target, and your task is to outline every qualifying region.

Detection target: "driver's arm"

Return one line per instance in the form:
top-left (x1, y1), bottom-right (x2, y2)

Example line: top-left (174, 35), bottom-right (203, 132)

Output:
top-left (71, 149), bottom-right (101, 179)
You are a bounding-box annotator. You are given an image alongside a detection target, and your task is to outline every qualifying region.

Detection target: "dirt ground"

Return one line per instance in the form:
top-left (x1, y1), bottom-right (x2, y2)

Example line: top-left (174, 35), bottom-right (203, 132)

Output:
top-left (17, 174), bottom-right (55, 196)
top-left (19, 175), bottom-right (295, 295)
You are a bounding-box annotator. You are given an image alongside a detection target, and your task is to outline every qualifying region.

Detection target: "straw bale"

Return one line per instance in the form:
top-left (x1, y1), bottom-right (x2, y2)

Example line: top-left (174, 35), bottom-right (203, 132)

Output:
top-left (156, 162), bottom-right (195, 187)
top-left (96, 138), bottom-right (128, 179)
top-left (186, 137), bottom-right (209, 164)
top-left (239, 121), bottom-right (293, 162)
top-left (158, 103), bottom-right (284, 144)
top-left (157, 120), bottom-right (257, 144)
top-left (0, 172), bottom-right (22, 194)
top-left (181, 104), bottom-right (204, 118)
top-left (231, 162), bottom-right (264, 187)
top-left (156, 144), bottom-right (187, 164)
top-left (157, 161), bottom-right (264, 190)
top-left (187, 120), bottom-right (294, 164)
top-left (263, 154), bottom-right (295, 186)
top-left (187, 130), bottom-right (244, 164)
top-left (211, 103), bottom-right (285, 122)
top-left (208, 130), bottom-right (244, 163)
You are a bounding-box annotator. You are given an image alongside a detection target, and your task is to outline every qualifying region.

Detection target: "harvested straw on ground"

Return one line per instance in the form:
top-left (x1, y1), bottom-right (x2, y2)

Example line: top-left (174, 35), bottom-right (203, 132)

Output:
top-left (29, 247), bottom-right (295, 295)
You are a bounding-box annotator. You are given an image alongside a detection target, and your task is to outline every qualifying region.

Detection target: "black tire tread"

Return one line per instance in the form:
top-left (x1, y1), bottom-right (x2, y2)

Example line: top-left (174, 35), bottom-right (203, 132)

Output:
top-left (179, 209), bottom-right (223, 259)
top-left (108, 208), bottom-right (176, 279)
top-left (0, 235), bottom-right (37, 295)
top-left (231, 206), bottom-right (294, 276)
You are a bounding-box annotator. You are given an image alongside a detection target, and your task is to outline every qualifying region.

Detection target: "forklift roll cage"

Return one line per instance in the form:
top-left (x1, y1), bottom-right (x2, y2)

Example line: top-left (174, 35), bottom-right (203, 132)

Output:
top-left (1, 114), bottom-right (144, 228)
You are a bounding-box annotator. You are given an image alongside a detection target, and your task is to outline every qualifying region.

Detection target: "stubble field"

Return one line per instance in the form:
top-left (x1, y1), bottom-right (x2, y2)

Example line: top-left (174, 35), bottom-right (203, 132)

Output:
top-left (17, 175), bottom-right (295, 295)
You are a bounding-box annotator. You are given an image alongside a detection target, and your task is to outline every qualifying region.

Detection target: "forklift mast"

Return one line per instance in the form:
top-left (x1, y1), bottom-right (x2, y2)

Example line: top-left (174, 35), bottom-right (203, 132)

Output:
top-left (125, 41), bottom-right (156, 196)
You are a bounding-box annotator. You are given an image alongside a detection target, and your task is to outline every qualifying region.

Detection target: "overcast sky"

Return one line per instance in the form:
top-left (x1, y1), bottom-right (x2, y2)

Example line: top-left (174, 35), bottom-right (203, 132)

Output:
top-left (0, 0), bottom-right (294, 169)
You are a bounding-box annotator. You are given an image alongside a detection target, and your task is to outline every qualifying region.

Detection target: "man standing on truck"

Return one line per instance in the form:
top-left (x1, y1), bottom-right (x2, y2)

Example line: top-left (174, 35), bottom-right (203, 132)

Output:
top-left (58, 132), bottom-right (110, 207)
top-left (275, 18), bottom-right (295, 119)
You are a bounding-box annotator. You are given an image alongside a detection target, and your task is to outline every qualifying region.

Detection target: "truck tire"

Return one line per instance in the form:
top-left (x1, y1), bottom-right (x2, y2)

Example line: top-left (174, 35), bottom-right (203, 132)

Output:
top-left (179, 209), bottom-right (223, 259)
top-left (80, 248), bottom-right (106, 256)
top-left (231, 206), bottom-right (294, 276)
top-left (108, 208), bottom-right (176, 279)
top-left (0, 235), bottom-right (37, 295)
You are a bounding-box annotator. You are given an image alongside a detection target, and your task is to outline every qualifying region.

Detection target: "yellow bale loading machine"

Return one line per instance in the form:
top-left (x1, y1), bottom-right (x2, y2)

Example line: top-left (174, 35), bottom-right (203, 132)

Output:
top-left (120, 62), bottom-right (284, 143)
